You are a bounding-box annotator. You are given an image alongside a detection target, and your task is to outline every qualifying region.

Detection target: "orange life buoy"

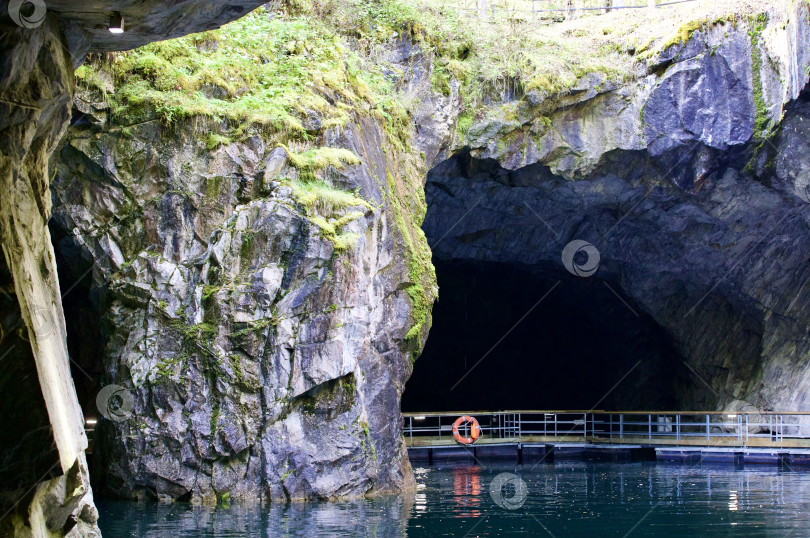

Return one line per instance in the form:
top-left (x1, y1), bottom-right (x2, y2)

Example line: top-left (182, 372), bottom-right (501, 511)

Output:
top-left (452, 415), bottom-right (481, 445)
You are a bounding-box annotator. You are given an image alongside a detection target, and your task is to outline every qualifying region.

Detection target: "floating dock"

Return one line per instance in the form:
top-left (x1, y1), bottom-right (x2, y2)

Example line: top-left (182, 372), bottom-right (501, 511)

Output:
top-left (403, 410), bottom-right (810, 468)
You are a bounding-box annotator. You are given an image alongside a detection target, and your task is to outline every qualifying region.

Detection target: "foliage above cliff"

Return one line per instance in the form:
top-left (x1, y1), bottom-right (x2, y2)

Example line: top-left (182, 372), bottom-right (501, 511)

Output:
top-left (73, 0), bottom-right (796, 358)
top-left (313, 0), bottom-right (796, 101)
top-left (76, 0), bottom-right (797, 143)
top-left (76, 6), bottom-right (408, 148)
top-left (75, 2), bottom-right (437, 351)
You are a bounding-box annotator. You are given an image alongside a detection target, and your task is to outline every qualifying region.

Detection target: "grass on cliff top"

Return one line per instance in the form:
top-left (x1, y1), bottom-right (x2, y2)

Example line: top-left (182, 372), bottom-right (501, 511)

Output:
top-left (76, 6), bottom-right (408, 148)
top-left (75, 0), bottom-right (799, 141)
top-left (315, 0), bottom-right (799, 104)
top-left (75, 3), bottom-right (407, 246)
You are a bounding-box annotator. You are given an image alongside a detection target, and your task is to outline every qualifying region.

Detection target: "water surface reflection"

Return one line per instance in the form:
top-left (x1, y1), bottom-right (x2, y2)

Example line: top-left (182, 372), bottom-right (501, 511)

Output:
top-left (99, 462), bottom-right (810, 537)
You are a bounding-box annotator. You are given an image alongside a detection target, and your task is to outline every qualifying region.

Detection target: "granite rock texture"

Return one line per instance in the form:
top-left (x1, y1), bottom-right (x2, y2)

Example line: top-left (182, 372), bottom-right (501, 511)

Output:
top-left (0, 1), bottom-right (311, 534)
top-left (7, 1), bottom-right (810, 524)
top-left (422, 4), bottom-right (810, 413)
top-left (0, 13), bottom-right (101, 537)
top-left (53, 94), bottom-right (432, 501)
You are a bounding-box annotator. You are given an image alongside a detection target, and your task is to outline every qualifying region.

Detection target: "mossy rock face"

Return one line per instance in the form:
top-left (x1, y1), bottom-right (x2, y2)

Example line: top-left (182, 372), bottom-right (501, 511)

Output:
top-left (78, 5), bottom-right (413, 153)
top-left (55, 90), bottom-right (429, 500)
top-left (51, 0), bottom-right (810, 507)
top-left (449, 3), bottom-right (809, 185)
top-left (419, 3), bottom-right (810, 416)
top-left (54, 3), bottom-right (439, 500)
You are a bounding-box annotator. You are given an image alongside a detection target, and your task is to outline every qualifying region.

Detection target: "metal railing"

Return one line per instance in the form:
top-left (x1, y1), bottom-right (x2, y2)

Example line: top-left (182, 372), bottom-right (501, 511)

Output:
top-left (403, 411), bottom-right (810, 447)
top-left (417, 0), bottom-right (701, 22)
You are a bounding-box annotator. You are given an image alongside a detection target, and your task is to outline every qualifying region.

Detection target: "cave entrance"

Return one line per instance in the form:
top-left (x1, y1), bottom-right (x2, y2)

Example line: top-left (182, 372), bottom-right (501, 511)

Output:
top-left (401, 154), bottom-right (683, 413)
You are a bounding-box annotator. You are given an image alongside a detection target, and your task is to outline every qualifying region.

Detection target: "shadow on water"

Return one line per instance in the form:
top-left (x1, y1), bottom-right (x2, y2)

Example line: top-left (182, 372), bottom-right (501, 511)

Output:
top-left (98, 462), bottom-right (810, 537)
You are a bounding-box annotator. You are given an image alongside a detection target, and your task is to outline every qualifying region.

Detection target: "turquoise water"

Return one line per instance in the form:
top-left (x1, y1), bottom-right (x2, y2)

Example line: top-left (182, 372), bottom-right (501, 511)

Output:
top-left (97, 462), bottom-right (810, 536)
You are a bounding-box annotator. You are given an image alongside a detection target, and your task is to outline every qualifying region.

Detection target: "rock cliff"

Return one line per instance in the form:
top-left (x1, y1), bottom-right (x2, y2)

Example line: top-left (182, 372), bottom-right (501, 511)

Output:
top-left (422, 2), bottom-right (810, 411)
top-left (53, 7), bottom-right (435, 501)
top-left (22, 0), bottom-right (810, 515)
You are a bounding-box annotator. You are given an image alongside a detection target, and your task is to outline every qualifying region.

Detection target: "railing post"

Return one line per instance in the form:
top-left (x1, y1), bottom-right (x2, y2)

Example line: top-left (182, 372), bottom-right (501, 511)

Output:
top-left (407, 410), bottom-right (810, 450)
top-left (745, 414), bottom-right (749, 445)
top-left (477, 0), bottom-right (489, 18)
top-left (566, 0), bottom-right (583, 20)
top-left (648, 0), bottom-right (656, 10)
top-left (773, 415), bottom-right (782, 445)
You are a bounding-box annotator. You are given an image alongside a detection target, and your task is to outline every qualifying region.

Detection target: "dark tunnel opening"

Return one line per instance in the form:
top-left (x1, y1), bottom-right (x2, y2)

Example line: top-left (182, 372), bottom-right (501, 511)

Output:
top-left (402, 153), bottom-right (687, 413)
top-left (50, 221), bottom-right (105, 418)
top-left (50, 220), bottom-right (108, 489)
top-left (402, 258), bottom-right (682, 412)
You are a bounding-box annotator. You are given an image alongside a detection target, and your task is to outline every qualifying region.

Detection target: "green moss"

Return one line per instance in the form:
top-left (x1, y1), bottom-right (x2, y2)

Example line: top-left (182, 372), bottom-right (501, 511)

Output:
top-left (358, 419), bottom-right (376, 461)
top-left (227, 354), bottom-right (260, 391)
top-left (199, 322), bottom-right (217, 342)
top-left (286, 146), bottom-right (361, 170)
top-left (86, 7), bottom-right (392, 142)
top-left (662, 19), bottom-right (706, 50)
top-left (155, 356), bottom-right (180, 378)
top-left (202, 285), bottom-right (220, 301)
top-left (430, 62), bottom-right (453, 96)
top-left (289, 179), bottom-right (371, 213)
top-left (240, 231), bottom-right (255, 260)
top-left (75, 65), bottom-right (108, 96)
top-left (233, 316), bottom-right (280, 338)
top-left (308, 215), bottom-right (361, 252)
top-left (210, 401), bottom-right (221, 434)
top-left (343, 376), bottom-right (356, 397)
top-left (204, 176), bottom-right (222, 199)
top-left (287, 0), bottom-right (315, 14)
top-left (748, 13), bottom-right (771, 139)
top-left (455, 113), bottom-right (474, 139)
top-left (285, 146), bottom-right (362, 182)
top-left (161, 310), bottom-right (220, 374)
top-left (385, 170), bottom-right (436, 359)
top-left (205, 134), bottom-right (231, 150)
top-left (657, 12), bottom-right (744, 54)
